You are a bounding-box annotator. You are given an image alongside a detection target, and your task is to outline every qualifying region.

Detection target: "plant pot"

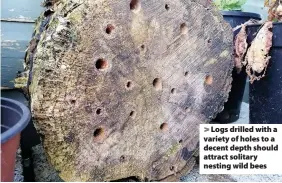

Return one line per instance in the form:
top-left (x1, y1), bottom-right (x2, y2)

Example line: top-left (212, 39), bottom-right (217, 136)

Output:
top-left (214, 11), bottom-right (261, 123)
top-left (1, 97), bottom-right (31, 182)
top-left (247, 22), bottom-right (282, 124)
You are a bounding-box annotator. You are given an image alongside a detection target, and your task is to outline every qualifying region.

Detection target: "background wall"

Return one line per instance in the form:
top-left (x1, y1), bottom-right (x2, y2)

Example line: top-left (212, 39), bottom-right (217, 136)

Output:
top-left (243, 0), bottom-right (268, 20)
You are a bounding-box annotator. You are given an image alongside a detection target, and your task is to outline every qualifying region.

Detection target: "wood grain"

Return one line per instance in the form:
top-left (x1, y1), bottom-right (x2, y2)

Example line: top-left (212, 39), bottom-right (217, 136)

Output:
top-left (22, 0), bottom-right (234, 181)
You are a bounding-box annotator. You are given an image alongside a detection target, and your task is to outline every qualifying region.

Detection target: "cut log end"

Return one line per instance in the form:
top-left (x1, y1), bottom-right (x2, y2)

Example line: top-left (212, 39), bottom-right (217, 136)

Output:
top-left (26, 0), bottom-right (233, 181)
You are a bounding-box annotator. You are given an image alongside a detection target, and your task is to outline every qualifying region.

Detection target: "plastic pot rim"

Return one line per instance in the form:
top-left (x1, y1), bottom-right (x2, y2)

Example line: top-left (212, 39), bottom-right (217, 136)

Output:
top-left (221, 11), bottom-right (261, 20)
top-left (1, 97), bottom-right (31, 144)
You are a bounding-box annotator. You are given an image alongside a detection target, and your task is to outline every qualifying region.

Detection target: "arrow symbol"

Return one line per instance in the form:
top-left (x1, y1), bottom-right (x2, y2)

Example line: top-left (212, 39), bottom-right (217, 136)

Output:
top-left (204, 127), bottom-right (209, 132)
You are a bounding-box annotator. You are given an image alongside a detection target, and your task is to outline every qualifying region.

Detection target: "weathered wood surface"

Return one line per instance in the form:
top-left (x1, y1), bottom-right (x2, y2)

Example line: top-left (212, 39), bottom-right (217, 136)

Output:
top-left (20, 0), bottom-right (233, 181)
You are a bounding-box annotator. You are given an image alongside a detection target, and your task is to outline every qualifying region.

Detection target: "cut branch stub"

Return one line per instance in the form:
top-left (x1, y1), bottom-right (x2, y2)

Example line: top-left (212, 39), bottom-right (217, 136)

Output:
top-left (26, 0), bottom-right (233, 181)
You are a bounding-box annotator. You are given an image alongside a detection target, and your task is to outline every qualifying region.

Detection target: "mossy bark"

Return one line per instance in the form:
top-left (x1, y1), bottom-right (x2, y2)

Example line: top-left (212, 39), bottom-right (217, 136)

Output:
top-left (20, 0), bottom-right (233, 181)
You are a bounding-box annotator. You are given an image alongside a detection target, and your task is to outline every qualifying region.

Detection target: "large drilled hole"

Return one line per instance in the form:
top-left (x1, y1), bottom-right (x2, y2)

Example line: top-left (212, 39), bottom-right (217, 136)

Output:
top-left (180, 23), bottom-right (188, 35)
top-left (96, 108), bottom-right (102, 115)
top-left (205, 75), bottom-right (213, 85)
top-left (184, 71), bottom-right (188, 77)
top-left (153, 78), bottom-right (162, 91)
top-left (160, 123), bottom-right (168, 132)
top-left (96, 59), bottom-right (108, 70)
top-left (165, 4), bottom-right (170, 10)
top-left (129, 111), bottom-right (136, 118)
top-left (93, 127), bottom-right (105, 141)
top-left (106, 24), bottom-right (115, 34)
top-left (171, 88), bottom-right (176, 94)
top-left (126, 81), bottom-right (133, 89)
top-left (130, 0), bottom-right (140, 11)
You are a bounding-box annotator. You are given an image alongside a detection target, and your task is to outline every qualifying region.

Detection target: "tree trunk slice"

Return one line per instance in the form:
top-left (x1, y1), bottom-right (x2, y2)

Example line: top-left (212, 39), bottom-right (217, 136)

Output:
top-left (23, 0), bottom-right (233, 181)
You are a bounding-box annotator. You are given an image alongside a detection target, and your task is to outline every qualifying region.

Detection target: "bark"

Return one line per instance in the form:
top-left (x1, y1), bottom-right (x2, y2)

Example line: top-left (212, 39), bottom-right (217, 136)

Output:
top-left (18, 0), bottom-right (233, 181)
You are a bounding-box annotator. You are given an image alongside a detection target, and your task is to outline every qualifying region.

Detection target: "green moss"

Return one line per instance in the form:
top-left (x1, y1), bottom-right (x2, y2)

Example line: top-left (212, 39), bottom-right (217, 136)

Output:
top-left (165, 143), bottom-right (182, 159)
top-left (49, 18), bottom-right (60, 30)
top-left (13, 77), bottom-right (28, 89)
top-left (220, 50), bottom-right (230, 58)
top-left (68, 11), bottom-right (82, 24)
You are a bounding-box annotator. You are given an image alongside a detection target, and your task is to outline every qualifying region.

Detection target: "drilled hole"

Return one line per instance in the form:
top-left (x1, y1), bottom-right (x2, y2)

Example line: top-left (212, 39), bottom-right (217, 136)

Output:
top-left (171, 88), bottom-right (176, 94)
top-left (126, 81), bottom-right (133, 89)
top-left (93, 127), bottom-right (105, 141)
top-left (129, 111), bottom-right (136, 118)
top-left (160, 123), bottom-right (168, 131)
top-left (106, 24), bottom-right (115, 34)
top-left (153, 78), bottom-right (162, 91)
top-left (179, 139), bottom-right (183, 143)
top-left (170, 166), bottom-right (175, 171)
top-left (180, 23), bottom-right (188, 35)
top-left (185, 107), bottom-right (191, 112)
top-left (130, 0), bottom-right (140, 11)
top-left (120, 155), bottom-right (125, 162)
top-left (165, 4), bottom-right (170, 10)
top-left (207, 39), bottom-right (212, 44)
top-left (205, 75), bottom-right (213, 85)
top-left (96, 108), bottom-right (102, 115)
top-left (70, 100), bottom-right (76, 104)
top-left (96, 59), bottom-right (108, 70)
top-left (141, 45), bottom-right (145, 50)
top-left (184, 71), bottom-right (188, 76)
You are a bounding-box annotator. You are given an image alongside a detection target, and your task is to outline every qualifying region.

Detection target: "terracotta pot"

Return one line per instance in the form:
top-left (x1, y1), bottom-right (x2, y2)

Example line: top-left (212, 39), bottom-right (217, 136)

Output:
top-left (1, 97), bottom-right (31, 182)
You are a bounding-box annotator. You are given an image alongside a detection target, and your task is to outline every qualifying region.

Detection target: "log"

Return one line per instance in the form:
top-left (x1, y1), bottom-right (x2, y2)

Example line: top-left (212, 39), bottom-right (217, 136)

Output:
top-left (18, 0), bottom-right (233, 181)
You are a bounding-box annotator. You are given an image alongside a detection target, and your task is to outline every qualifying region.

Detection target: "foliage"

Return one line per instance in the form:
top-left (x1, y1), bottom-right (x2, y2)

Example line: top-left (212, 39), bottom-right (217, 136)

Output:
top-left (264, 0), bottom-right (278, 7)
top-left (213, 0), bottom-right (248, 11)
top-left (265, 0), bottom-right (282, 22)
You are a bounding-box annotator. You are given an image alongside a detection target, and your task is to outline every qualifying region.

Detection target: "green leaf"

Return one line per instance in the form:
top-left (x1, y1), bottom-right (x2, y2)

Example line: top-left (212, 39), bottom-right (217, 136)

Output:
top-left (213, 0), bottom-right (247, 11)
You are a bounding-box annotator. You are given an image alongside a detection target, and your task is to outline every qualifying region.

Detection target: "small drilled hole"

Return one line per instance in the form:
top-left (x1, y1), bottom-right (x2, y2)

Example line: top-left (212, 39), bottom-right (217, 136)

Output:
top-left (106, 24), bottom-right (114, 34)
top-left (180, 23), bottom-right (188, 35)
top-left (130, 0), bottom-right (140, 11)
top-left (165, 4), bottom-right (170, 10)
top-left (184, 72), bottom-right (188, 76)
top-left (153, 78), bottom-right (162, 91)
top-left (96, 59), bottom-right (108, 70)
top-left (96, 108), bottom-right (102, 115)
top-left (120, 155), bottom-right (125, 162)
top-left (93, 127), bottom-right (105, 141)
top-left (185, 107), bottom-right (191, 112)
top-left (71, 100), bottom-right (76, 104)
top-left (126, 81), bottom-right (132, 88)
top-left (179, 140), bottom-right (183, 143)
top-left (205, 75), bottom-right (213, 85)
top-left (207, 39), bottom-right (212, 44)
top-left (170, 166), bottom-right (175, 171)
top-left (160, 123), bottom-right (168, 131)
top-left (171, 88), bottom-right (176, 94)
top-left (141, 45), bottom-right (145, 50)
top-left (129, 111), bottom-right (136, 118)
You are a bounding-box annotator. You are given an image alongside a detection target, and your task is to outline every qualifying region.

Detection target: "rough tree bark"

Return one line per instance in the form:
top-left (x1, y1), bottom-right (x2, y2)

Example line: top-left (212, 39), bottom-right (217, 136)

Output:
top-left (16, 0), bottom-right (233, 181)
